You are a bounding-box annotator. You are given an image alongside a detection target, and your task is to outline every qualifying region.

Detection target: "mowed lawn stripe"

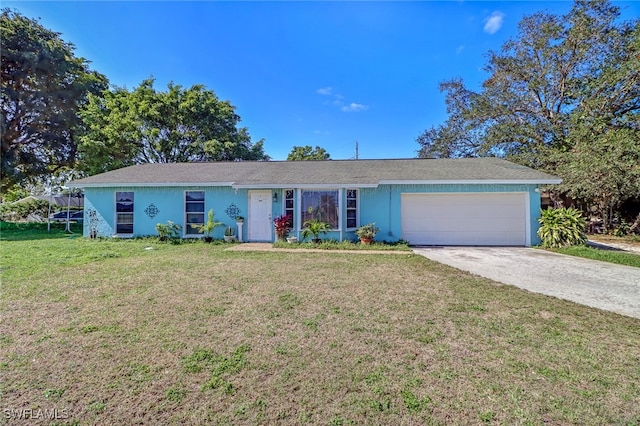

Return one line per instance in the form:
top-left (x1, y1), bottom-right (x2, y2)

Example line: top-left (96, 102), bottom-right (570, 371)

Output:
top-left (1, 237), bottom-right (639, 425)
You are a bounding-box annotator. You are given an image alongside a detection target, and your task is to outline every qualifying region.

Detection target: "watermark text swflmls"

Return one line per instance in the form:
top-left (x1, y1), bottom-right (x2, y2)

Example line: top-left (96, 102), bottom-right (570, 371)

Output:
top-left (3, 408), bottom-right (70, 420)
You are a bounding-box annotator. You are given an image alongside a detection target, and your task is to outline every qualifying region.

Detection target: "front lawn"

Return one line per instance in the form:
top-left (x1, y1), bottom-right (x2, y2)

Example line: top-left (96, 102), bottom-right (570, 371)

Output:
top-left (552, 244), bottom-right (640, 268)
top-left (1, 227), bottom-right (639, 424)
top-left (272, 239), bottom-right (411, 251)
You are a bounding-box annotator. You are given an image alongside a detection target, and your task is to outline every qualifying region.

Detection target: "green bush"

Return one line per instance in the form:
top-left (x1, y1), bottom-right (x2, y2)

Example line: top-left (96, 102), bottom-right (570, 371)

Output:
top-left (612, 220), bottom-right (630, 237)
top-left (0, 199), bottom-right (51, 221)
top-left (537, 207), bottom-right (586, 248)
top-left (155, 220), bottom-right (182, 241)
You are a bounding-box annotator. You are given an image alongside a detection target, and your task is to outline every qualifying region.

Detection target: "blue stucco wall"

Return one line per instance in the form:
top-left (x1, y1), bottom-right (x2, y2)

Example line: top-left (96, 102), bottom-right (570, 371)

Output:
top-left (84, 186), bottom-right (249, 239)
top-left (84, 183), bottom-right (542, 245)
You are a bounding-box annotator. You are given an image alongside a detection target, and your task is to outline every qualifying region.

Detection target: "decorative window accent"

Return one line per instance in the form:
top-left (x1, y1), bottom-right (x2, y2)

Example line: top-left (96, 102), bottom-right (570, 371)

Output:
top-left (284, 190), bottom-right (294, 223)
top-left (224, 203), bottom-right (241, 221)
top-left (346, 189), bottom-right (358, 229)
top-left (115, 192), bottom-right (134, 234)
top-left (185, 191), bottom-right (205, 235)
top-left (144, 203), bottom-right (159, 219)
top-left (301, 190), bottom-right (339, 229)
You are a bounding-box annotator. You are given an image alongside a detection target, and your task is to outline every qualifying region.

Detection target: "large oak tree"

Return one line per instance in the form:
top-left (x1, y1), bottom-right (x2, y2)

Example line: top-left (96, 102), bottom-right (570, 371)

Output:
top-left (0, 9), bottom-right (107, 192)
top-left (417, 0), bottom-right (639, 228)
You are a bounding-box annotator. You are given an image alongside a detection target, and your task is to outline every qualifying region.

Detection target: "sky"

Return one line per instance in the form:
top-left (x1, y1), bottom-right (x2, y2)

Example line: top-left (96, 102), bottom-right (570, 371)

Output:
top-left (6, 1), bottom-right (639, 161)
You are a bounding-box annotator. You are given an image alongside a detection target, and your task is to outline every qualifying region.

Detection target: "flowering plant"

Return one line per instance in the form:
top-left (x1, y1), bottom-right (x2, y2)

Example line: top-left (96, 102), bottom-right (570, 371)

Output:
top-left (273, 214), bottom-right (292, 240)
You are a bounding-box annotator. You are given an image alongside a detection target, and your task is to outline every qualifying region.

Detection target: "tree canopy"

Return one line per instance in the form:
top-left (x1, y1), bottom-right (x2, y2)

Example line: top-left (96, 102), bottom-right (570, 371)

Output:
top-left (78, 78), bottom-right (268, 174)
top-left (416, 0), bottom-right (639, 229)
top-left (286, 145), bottom-right (331, 161)
top-left (0, 9), bottom-right (107, 192)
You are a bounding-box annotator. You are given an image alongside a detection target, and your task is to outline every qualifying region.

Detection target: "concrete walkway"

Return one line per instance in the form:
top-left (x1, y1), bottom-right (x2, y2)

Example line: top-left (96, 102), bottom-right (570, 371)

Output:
top-left (413, 247), bottom-right (640, 320)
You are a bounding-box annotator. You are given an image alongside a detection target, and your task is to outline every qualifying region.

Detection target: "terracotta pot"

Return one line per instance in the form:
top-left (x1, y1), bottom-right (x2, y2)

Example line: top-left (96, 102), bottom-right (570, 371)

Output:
top-left (360, 237), bottom-right (373, 245)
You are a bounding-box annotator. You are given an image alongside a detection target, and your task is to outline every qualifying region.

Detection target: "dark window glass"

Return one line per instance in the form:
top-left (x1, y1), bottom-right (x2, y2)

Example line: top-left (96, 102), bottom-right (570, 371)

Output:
top-left (185, 191), bottom-right (205, 234)
top-left (346, 189), bottom-right (358, 229)
top-left (115, 192), bottom-right (134, 234)
top-left (301, 190), bottom-right (338, 229)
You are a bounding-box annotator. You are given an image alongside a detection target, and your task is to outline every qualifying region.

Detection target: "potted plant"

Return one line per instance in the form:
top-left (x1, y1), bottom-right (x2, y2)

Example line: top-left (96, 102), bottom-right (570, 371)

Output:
top-left (301, 219), bottom-right (331, 243)
top-left (156, 220), bottom-right (182, 241)
top-left (355, 223), bottom-right (379, 245)
top-left (196, 209), bottom-right (224, 242)
top-left (224, 226), bottom-right (237, 242)
top-left (273, 214), bottom-right (292, 241)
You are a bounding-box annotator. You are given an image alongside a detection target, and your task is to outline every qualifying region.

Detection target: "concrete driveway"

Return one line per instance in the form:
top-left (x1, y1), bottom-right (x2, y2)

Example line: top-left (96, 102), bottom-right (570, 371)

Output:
top-left (412, 247), bottom-right (640, 320)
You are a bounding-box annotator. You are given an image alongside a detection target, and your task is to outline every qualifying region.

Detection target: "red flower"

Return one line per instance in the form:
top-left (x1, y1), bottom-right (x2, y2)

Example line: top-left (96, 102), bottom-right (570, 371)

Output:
top-left (273, 214), bottom-right (292, 239)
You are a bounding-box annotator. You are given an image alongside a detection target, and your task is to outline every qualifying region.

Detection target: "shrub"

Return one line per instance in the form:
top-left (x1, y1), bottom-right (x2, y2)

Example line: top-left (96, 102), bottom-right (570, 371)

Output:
top-left (155, 221), bottom-right (182, 241)
top-left (0, 199), bottom-right (51, 222)
top-left (273, 214), bottom-right (292, 240)
top-left (612, 220), bottom-right (630, 237)
top-left (537, 207), bottom-right (586, 248)
top-left (355, 223), bottom-right (379, 240)
top-left (301, 219), bottom-right (331, 242)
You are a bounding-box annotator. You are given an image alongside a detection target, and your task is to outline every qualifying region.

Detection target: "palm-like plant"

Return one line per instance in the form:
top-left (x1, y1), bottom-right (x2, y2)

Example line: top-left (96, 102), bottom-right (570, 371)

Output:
top-left (196, 209), bottom-right (224, 241)
top-left (301, 218), bottom-right (332, 243)
top-left (537, 207), bottom-right (586, 248)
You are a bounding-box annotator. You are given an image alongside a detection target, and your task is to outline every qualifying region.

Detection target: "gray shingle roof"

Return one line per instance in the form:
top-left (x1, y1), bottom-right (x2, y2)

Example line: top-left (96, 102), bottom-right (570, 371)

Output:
top-left (69, 158), bottom-right (561, 188)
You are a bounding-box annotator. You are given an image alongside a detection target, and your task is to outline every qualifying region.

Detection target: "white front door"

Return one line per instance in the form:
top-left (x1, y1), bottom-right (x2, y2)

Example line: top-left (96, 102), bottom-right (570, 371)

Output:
top-left (248, 190), bottom-right (273, 241)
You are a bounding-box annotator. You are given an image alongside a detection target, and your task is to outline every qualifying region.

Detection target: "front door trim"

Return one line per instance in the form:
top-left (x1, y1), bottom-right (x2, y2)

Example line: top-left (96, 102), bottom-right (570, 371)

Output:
top-left (248, 190), bottom-right (273, 241)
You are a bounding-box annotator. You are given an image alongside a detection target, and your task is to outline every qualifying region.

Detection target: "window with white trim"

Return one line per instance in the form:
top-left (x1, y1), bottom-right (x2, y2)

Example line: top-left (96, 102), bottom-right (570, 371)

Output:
top-left (185, 191), bottom-right (205, 235)
top-left (284, 189), bottom-right (294, 222)
top-left (115, 192), bottom-right (134, 234)
top-left (301, 190), bottom-right (339, 229)
top-left (346, 189), bottom-right (358, 229)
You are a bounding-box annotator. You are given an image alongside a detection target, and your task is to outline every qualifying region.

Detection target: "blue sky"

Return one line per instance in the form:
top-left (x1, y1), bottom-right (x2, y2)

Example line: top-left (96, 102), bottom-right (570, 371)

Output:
top-left (6, 1), bottom-right (639, 161)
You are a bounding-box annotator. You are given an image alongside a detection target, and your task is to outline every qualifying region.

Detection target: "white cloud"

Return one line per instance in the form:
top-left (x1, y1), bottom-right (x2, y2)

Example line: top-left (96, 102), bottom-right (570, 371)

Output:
top-left (341, 103), bottom-right (369, 112)
top-left (483, 11), bottom-right (504, 34)
top-left (456, 45), bottom-right (465, 55)
top-left (317, 87), bottom-right (366, 112)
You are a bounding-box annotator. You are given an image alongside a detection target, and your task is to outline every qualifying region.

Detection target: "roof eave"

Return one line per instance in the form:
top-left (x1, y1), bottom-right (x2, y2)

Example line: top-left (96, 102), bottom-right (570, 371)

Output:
top-left (68, 182), bottom-right (235, 188)
top-left (69, 178), bottom-right (563, 189)
top-left (378, 179), bottom-right (562, 185)
top-left (231, 183), bottom-right (380, 189)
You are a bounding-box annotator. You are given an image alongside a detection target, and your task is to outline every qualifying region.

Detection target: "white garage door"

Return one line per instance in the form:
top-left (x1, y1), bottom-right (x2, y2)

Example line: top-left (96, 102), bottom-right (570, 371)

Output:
top-left (401, 193), bottom-right (527, 246)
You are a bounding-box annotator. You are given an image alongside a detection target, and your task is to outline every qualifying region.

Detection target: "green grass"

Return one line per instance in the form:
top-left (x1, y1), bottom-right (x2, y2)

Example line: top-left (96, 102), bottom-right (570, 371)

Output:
top-left (1, 225), bottom-right (639, 425)
top-left (272, 239), bottom-right (411, 251)
top-left (0, 220), bottom-right (83, 241)
top-left (551, 244), bottom-right (640, 268)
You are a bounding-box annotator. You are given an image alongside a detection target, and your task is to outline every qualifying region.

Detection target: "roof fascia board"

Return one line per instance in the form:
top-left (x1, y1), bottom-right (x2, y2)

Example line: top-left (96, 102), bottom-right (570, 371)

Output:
top-left (378, 179), bottom-right (562, 185)
top-left (68, 182), bottom-right (235, 188)
top-left (231, 183), bottom-right (379, 189)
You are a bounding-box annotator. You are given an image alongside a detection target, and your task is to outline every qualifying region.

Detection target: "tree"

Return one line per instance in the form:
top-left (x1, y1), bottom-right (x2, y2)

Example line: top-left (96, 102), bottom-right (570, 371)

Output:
top-left (286, 145), bottom-right (331, 161)
top-left (556, 22), bottom-right (640, 230)
top-left (416, 0), bottom-right (639, 226)
top-left (0, 9), bottom-right (108, 192)
top-left (78, 78), bottom-right (268, 174)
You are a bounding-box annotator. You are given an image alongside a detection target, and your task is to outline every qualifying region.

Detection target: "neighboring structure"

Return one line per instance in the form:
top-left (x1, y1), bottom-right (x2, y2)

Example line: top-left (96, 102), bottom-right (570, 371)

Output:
top-left (16, 195), bottom-right (84, 208)
top-left (69, 158), bottom-right (561, 246)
